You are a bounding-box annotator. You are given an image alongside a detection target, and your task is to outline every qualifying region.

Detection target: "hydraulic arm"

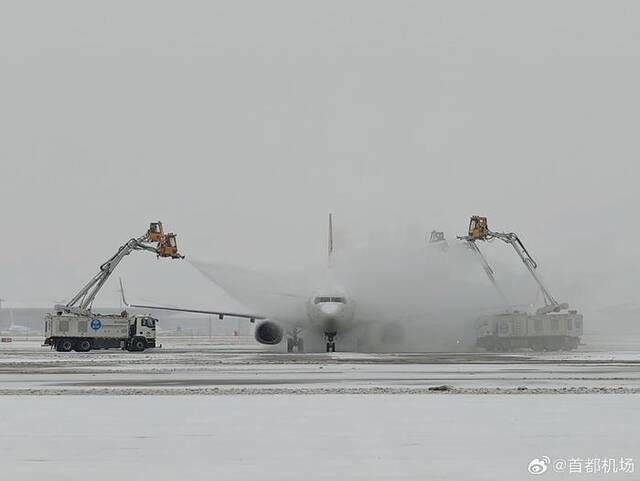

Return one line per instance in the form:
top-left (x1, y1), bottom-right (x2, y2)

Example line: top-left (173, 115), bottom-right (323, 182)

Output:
top-left (465, 240), bottom-right (510, 308)
top-left (55, 222), bottom-right (184, 316)
top-left (430, 229), bottom-right (509, 306)
top-left (458, 216), bottom-right (568, 314)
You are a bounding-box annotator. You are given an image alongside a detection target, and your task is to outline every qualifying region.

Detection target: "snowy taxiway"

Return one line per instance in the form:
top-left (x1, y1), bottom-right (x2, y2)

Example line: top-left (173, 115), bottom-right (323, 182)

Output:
top-left (1, 338), bottom-right (640, 394)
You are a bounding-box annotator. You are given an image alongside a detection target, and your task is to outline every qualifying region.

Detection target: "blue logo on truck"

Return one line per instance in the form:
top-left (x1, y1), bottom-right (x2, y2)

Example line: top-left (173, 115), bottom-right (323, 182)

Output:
top-left (90, 319), bottom-right (102, 330)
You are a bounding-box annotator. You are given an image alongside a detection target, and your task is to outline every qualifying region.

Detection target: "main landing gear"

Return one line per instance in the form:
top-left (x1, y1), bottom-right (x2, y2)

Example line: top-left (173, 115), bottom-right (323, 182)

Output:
top-left (286, 328), bottom-right (304, 353)
top-left (325, 332), bottom-right (336, 352)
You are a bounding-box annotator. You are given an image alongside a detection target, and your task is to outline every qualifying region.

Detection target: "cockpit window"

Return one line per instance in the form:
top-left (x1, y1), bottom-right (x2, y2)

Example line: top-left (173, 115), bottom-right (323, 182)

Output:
top-left (314, 296), bottom-right (345, 304)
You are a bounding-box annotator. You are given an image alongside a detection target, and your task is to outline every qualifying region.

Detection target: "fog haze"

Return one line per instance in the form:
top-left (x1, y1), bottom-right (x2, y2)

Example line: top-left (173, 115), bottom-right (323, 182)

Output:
top-left (1, 1), bottom-right (638, 324)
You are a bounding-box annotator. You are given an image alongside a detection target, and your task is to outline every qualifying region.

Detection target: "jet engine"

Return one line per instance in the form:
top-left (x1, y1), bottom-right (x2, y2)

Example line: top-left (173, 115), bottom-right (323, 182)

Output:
top-left (254, 320), bottom-right (283, 345)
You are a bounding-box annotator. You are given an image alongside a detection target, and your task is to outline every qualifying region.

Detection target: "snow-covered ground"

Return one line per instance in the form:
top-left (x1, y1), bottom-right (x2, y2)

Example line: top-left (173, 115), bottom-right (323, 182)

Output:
top-left (1, 339), bottom-right (639, 480)
top-left (1, 395), bottom-right (638, 481)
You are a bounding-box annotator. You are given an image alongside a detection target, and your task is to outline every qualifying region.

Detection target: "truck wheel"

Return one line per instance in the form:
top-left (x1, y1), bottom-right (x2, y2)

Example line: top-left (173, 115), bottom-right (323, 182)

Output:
top-left (56, 339), bottom-right (73, 352)
top-left (74, 339), bottom-right (92, 352)
top-left (131, 338), bottom-right (146, 352)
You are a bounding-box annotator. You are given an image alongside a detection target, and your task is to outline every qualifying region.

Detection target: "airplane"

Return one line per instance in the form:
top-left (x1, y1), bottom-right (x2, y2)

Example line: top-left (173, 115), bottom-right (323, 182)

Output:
top-left (121, 214), bottom-right (356, 352)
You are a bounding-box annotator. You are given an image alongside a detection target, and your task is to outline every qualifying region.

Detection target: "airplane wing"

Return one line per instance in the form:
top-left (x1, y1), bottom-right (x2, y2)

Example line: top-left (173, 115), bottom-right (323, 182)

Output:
top-left (119, 279), bottom-right (265, 321)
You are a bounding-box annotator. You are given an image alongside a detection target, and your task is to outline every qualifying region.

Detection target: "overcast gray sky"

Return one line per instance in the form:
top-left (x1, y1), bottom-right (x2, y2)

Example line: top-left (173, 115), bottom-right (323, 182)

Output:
top-left (1, 1), bottom-right (638, 312)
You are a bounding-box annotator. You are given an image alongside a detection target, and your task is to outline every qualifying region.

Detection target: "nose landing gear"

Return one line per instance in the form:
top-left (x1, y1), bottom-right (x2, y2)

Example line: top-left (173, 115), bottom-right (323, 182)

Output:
top-left (325, 332), bottom-right (336, 352)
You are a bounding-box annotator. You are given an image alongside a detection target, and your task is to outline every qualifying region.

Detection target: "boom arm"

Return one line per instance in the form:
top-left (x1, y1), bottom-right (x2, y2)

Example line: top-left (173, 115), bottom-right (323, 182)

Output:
top-left (429, 229), bottom-right (509, 307)
top-left (488, 231), bottom-right (558, 308)
top-left (466, 240), bottom-right (510, 308)
top-left (459, 216), bottom-right (568, 314)
top-left (55, 222), bottom-right (184, 316)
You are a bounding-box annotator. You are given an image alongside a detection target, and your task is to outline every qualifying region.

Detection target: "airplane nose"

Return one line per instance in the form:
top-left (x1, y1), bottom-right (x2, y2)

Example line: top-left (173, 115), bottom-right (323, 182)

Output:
top-left (320, 303), bottom-right (341, 317)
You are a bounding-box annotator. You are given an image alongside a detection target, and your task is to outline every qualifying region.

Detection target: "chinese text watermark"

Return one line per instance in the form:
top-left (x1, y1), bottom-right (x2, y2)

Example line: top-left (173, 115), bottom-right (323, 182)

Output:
top-left (528, 457), bottom-right (635, 475)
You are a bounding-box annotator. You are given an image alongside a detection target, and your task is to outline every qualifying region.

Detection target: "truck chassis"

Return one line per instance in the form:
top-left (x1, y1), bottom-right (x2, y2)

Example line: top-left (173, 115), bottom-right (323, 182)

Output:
top-left (44, 313), bottom-right (157, 352)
